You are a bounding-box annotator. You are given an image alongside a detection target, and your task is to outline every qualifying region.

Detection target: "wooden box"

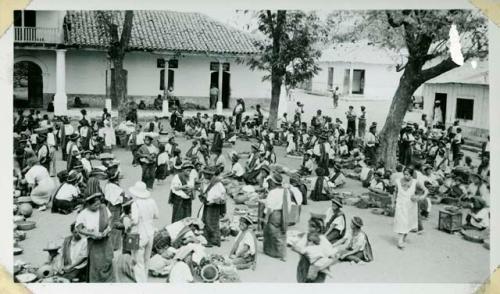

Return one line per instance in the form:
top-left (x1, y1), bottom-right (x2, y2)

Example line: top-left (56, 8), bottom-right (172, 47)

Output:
top-left (438, 210), bottom-right (463, 233)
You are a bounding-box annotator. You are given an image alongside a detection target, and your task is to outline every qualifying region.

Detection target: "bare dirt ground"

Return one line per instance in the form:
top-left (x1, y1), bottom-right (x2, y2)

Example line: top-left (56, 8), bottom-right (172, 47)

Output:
top-left (15, 125), bottom-right (489, 283)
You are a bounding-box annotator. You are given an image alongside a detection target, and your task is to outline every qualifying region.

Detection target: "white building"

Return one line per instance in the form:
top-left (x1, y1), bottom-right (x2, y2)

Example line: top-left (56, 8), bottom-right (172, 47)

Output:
top-left (306, 43), bottom-right (405, 100)
top-left (422, 60), bottom-right (489, 138)
top-left (13, 10), bottom-right (270, 114)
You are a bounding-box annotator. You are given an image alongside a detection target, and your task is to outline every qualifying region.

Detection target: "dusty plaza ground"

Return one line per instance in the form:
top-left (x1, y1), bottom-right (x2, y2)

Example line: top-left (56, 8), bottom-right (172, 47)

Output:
top-left (15, 93), bottom-right (489, 283)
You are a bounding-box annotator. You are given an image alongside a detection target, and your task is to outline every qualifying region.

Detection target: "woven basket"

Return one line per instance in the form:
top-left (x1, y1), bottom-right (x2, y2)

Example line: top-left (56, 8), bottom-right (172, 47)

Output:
top-left (462, 230), bottom-right (484, 244)
top-left (15, 220), bottom-right (36, 231)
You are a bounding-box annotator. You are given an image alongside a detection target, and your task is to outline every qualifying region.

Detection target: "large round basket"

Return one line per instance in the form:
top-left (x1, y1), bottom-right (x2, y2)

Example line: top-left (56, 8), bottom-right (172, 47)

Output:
top-left (462, 230), bottom-right (484, 244)
top-left (16, 273), bottom-right (37, 283)
top-left (14, 247), bottom-right (23, 255)
top-left (371, 208), bottom-right (385, 215)
top-left (15, 220), bottom-right (36, 231)
top-left (200, 264), bottom-right (220, 283)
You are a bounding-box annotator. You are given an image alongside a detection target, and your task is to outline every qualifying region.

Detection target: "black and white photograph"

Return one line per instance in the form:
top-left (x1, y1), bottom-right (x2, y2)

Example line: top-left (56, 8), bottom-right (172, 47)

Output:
top-left (3, 0), bottom-right (499, 292)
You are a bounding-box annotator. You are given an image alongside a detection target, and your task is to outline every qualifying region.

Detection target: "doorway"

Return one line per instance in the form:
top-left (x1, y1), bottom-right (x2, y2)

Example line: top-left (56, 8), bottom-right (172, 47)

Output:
top-left (433, 93), bottom-right (447, 125)
top-left (209, 71), bottom-right (230, 108)
top-left (14, 61), bottom-right (43, 108)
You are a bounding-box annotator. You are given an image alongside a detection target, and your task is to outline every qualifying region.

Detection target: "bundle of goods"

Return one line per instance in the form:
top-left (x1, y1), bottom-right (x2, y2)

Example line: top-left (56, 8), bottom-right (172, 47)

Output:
top-left (38, 276), bottom-right (70, 283)
top-left (197, 254), bottom-right (240, 283)
top-left (367, 191), bottom-right (393, 211)
top-left (15, 220), bottom-right (36, 231)
top-left (270, 164), bottom-right (286, 174)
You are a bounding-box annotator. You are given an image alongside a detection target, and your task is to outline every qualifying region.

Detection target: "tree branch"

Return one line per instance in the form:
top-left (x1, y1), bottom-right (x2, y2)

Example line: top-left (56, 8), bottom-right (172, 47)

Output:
top-left (386, 11), bottom-right (403, 28)
top-left (266, 10), bottom-right (274, 36)
top-left (419, 57), bottom-right (460, 83)
top-left (119, 11), bottom-right (134, 52)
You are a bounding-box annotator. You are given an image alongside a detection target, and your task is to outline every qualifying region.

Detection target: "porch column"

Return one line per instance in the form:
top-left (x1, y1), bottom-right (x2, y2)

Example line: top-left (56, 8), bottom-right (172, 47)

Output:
top-left (349, 64), bottom-right (354, 96)
top-left (54, 49), bottom-right (67, 116)
top-left (162, 58), bottom-right (169, 117)
top-left (217, 61), bottom-right (223, 114)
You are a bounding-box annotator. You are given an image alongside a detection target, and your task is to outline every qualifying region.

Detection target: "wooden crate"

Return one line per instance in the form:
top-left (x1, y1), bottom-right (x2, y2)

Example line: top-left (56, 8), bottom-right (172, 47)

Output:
top-left (438, 210), bottom-right (463, 233)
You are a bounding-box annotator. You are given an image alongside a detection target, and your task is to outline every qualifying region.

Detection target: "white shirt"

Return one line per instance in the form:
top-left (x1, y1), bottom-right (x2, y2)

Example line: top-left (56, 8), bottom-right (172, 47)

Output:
top-left (61, 237), bottom-right (88, 269)
top-left (235, 230), bottom-right (256, 256)
top-left (81, 158), bottom-right (92, 174)
top-left (313, 142), bottom-right (331, 157)
top-left (169, 261), bottom-right (193, 283)
top-left (265, 188), bottom-right (292, 212)
top-left (471, 208), bottom-right (489, 229)
top-left (203, 181), bottom-right (226, 203)
top-left (165, 221), bottom-right (192, 240)
top-left (76, 207), bottom-right (111, 233)
top-left (131, 198), bottom-right (159, 243)
top-left (55, 183), bottom-right (80, 201)
top-left (325, 207), bottom-right (346, 233)
top-left (157, 152), bottom-right (169, 165)
top-left (104, 182), bottom-right (124, 206)
top-left (47, 132), bottom-right (56, 147)
top-left (170, 174), bottom-right (192, 199)
top-left (64, 124), bottom-right (74, 136)
top-left (364, 132), bottom-right (376, 147)
top-left (25, 165), bottom-right (51, 186)
top-left (289, 186), bottom-right (303, 205)
top-left (231, 162), bottom-right (245, 177)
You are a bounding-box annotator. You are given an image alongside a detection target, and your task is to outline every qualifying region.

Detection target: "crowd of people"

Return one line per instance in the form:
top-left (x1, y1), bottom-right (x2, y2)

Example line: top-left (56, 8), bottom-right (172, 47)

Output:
top-left (12, 95), bottom-right (490, 283)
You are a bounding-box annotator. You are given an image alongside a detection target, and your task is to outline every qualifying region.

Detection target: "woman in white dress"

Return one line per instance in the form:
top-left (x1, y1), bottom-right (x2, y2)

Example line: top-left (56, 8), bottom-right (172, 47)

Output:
top-left (102, 114), bottom-right (116, 151)
top-left (393, 167), bottom-right (428, 249)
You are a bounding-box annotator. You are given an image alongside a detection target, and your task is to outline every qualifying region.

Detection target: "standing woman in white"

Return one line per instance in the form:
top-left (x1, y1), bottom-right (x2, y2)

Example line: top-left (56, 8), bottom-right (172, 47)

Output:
top-left (393, 167), bottom-right (428, 249)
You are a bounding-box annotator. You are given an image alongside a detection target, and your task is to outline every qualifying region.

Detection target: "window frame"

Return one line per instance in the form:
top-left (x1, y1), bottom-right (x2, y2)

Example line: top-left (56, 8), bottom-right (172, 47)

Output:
top-left (455, 97), bottom-right (475, 121)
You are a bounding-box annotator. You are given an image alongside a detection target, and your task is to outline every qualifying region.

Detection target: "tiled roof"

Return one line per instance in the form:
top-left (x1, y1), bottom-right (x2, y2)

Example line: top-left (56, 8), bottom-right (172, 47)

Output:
top-left (426, 60), bottom-right (488, 85)
top-left (64, 11), bottom-right (260, 55)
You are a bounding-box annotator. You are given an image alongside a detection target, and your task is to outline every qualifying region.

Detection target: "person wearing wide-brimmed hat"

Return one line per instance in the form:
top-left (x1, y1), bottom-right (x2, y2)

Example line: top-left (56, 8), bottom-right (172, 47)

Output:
top-left (297, 150), bottom-right (314, 176)
top-left (228, 151), bottom-right (244, 181)
top-left (260, 172), bottom-right (292, 261)
top-left (42, 240), bottom-right (64, 275)
top-left (324, 198), bottom-right (347, 244)
top-left (136, 133), bottom-right (159, 189)
top-left (60, 116), bottom-right (74, 161)
top-left (229, 215), bottom-right (257, 269)
top-left (80, 150), bottom-right (93, 179)
top-left (399, 125), bottom-right (415, 166)
top-left (127, 181), bottom-right (159, 282)
top-left (155, 144), bottom-right (170, 184)
top-left (66, 133), bottom-right (81, 171)
top-left (242, 144), bottom-right (262, 184)
top-left (75, 192), bottom-right (115, 282)
top-left (51, 170), bottom-right (81, 214)
top-left (310, 167), bottom-right (335, 202)
top-left (313, 132), bottom-right (331, 176)
top-left (169, 161), bottom-right (195, 223)
top-left (466, 173), bottom-right (490, 206)
top-left (103, 170), bottom-right (127, 251)
top-left (198, 165), bottom-right (226, 247)
top-left (35, 129), bottom-right (51, 172)
top-left (332, 216), bottom-right (373, 264)
top-left (291, 213), bottom-right (332, 283)
top-left (59, 222), bottom-right (89, 282)
top-left (462, 197), bottom-right (489, 231)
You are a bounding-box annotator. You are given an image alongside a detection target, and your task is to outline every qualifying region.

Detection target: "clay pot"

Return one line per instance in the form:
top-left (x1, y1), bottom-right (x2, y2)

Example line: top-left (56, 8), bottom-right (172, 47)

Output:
top-left (18, 203), bottom-right (33, 218)
top-left (37, 265), bottom-right (53, 280)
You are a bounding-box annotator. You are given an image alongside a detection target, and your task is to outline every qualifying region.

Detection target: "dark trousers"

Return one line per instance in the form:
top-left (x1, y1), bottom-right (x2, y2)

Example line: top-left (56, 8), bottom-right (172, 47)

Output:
top-left (210, 95), bottom-right (218, 109)
top-left (141, 164), bottom-right (156, 189)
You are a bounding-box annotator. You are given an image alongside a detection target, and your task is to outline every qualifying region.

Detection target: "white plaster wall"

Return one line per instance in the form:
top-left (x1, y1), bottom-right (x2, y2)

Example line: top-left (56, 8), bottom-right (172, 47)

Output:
top-left (311, 61), bottom-right (402, 100)
top-left (14, 49), bottom-right (271, 101)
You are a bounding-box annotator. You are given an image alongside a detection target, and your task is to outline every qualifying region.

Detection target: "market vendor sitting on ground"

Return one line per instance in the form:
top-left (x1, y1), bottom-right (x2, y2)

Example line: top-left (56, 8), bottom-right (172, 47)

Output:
top-left (331, 216), bottom-right (373, 264)
top-left (324, 198), bottom-right (347, 244)
top-left (461, 197), bottom-right (489, 231)
top-left (229, 215), bottom-right (257, 270)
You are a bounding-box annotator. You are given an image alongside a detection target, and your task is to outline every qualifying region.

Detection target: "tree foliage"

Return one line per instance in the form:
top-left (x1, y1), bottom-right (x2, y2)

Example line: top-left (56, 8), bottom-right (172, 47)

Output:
top-left (325, 10), bottom-right (488, 168)
top-left (247, 10), bottom-right (324, 128)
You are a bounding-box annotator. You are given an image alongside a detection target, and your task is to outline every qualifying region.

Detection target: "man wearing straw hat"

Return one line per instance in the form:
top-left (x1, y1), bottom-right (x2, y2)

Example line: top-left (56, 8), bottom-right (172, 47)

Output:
top-left (169, 161), bottom-right (196, 223)
top-left (66, 133), bottom-right (81, 171)
top-left (324, 198), bottom-right (347, 244)
top-left (260, 172), bottom-right (292, 261)
top-left (229, 215), bottom-right (257, 270)
top-left (128, 181), bottom-right (159, 282)
top-left (198, 166), bottom-right (226, 247)
top-left (136, 134), bottom-right (158, 190)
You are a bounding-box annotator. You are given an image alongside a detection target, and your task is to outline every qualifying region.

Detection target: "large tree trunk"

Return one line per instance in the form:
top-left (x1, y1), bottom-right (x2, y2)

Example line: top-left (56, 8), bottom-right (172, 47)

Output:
top-left (268, 73), bottom-right (282, 129)
top-left (376, 67), bottom-right (419, 169)
top-left (112, 58), bottom-right (129, 121)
